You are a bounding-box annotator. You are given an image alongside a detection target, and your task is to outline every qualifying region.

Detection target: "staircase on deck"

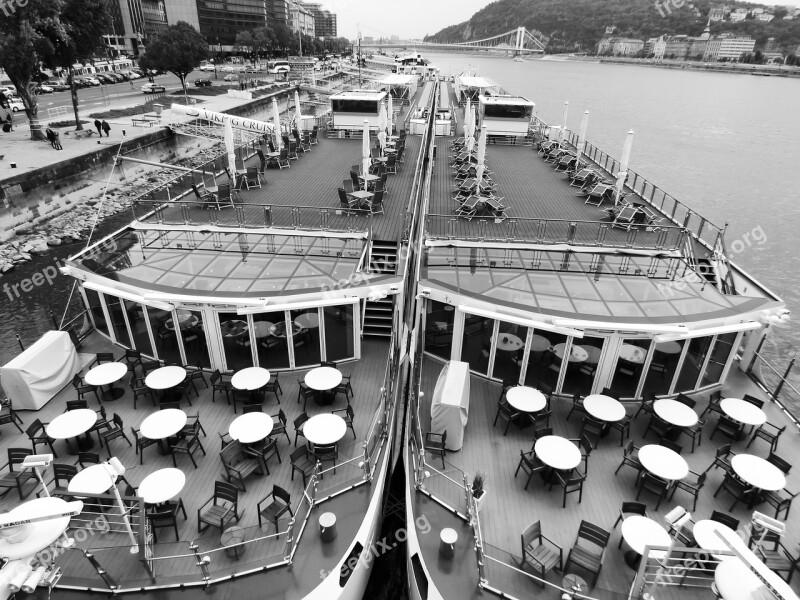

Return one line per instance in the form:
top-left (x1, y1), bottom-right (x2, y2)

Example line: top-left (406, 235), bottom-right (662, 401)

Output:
top-left (362, 239), bottom-right (398, 339)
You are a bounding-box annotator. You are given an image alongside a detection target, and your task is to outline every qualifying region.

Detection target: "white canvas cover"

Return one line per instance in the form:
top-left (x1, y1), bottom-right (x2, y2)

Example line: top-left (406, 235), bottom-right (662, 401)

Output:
top-left (430, 360), bottom-right (470, 451)
top-left (1, 331), bottom-right (80, 410)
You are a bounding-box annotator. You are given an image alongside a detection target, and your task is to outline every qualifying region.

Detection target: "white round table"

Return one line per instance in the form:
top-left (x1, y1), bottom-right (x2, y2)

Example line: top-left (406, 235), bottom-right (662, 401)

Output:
top-left (84, 362), bottom-right (128, 402)
top-left (231, 367), bottom-right (271, 391)
top-left (141, 408), bottom-right (187, 441)
top-left (715, 558), bottom-right (767, 600)
top-left (584, 394), bottom-right (626, 422)
top-left (638, 444), bottom-right (689, 481)
top-left (145, 366), bottom-right (187, 390)
top-left (303, 414), bottom-right (347, 446)
top-left (305, 367), bottom-right (343, 406)
top-left (619, 344), bottom-right (647, 364)
top-left (46, 409), bottom-right (98, 454)
top-left (496, 334), bottom-right (524, 352)
top-left (720, 398), bottom-right (767, 427)
top-left (137, 468), bottom-right (186, 504)
top-left (621, 516), bottom-right (671, 566)
top-left (582, 346), bottom-right (602, 364)
top-left (731, 454), bottom-right (786, 492)
top-left (68, 463), bottom-right (116, 495)
top-left (655, 341), bottom-right (682, 355)
top-left (295, 312), bottom-right (320, 329)
top-left (692, 520), bottom-right (738, 560)
top-left (654, 399), bottom-right (699, 428)
top-left (553, 343), bottom-right (588, 363)
top-left (252, 321), bottom-right (273, 339)
top-left (529, 334), bottom-right (551, 352)
top-left (0, 497), bottom-right (72, 559)
top-left (534, 436), bottom-right (582, 471)
top-left (506, 386), bottom-right (546, 413)
top-left (229, 413), bottom-right (274, 444)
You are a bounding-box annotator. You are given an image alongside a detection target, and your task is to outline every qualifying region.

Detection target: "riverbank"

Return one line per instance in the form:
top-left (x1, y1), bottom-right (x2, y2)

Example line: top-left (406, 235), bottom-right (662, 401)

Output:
top-left (593, 56), bottom-right (800, 77)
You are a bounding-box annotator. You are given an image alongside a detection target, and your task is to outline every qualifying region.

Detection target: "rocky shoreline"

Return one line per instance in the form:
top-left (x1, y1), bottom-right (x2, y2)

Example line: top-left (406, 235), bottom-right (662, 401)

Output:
top-left (0, 142), bottom-right (226, 274)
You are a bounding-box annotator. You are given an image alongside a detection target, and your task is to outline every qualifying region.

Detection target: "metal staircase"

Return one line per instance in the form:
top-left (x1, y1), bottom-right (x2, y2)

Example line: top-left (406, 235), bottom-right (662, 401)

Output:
top-left (362, 240), bottom-right (399, 338)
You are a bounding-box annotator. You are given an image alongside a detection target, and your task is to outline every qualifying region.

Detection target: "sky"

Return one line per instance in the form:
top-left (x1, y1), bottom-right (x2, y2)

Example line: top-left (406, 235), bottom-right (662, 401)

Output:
top-left (320, 0), bottom-right (800, 40)
top-left (319, 0), bottom-right (497, 40)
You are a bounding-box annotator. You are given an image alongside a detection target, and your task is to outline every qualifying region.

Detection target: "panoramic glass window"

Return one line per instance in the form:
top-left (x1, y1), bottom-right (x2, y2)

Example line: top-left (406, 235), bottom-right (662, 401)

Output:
top-left (323, 305), bottom-right (355, 362)
top-left (104, 296), bottom-right (131, 348)
top-left (83, 288), bottom-right (109, 336)
top-left (609, 339), bottom-right (652, 398)
top-left (491, 320), bottom-right (525, 383)
top-left (701, 333), bottom-right (738, 387)
top-left (149, 307), bottom-right (182, 364)
top-left (218, 311), bottom-right (253, 371)
top-left (562, 335), bottom-right (607, 396)
top-left (461, 313), bottom-right (494, 376)
top-left (253, 311), bottom-right (290, 370)
top-left (291, 309), bottom-right (322, 367)
top-left (180, 309), bottom-right (211, 369)
top-left (675, 335), bottom-right (715, 391)
top-left (641, 340), bottom-right (686, 396)
top-left (525, 332), bottom-right (568, 395)
top-left (124, 300), bottom-right (154, 357)
top-left (424, 300), bottom-right (455, 361)
top-left (484, 103), bottom-right (532, 119)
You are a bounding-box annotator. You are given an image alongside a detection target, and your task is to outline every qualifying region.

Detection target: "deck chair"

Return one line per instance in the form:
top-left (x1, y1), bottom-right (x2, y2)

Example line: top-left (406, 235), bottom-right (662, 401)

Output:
top-left (611, 205), bottom-right (642, 229)
top-left (565, 521), bottom-right (611, 587)
top-left (337, 188), bottom-right (357, 214)
top-left (569, 168), bottom-right (595, 187)
top-left (216, 184), bottom-right (237, 208)
top-left (277, 148), bottom-right (290, 169)
top-left (455, 196), bottom-right (479, 220)
top-left (584, 184), bottom-right (614, 206)
top-left (244, 166), bottom-right (262, 189)
top-left (342, 179), bottom-right (355, 194)
top-left (370, 190), bottom-right (385, 215)
top-left (515, 521), bottom-right (563, 586)
top-left (554, 155), bottom-right (576, 172)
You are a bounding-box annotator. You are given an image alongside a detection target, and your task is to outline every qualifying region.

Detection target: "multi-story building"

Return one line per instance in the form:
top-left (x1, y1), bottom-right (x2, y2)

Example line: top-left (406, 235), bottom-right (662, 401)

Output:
top-left (708, 5), bottom-right (726, 21)
top-left (194, 0), bottom-right (268, 47)
top-left (664, 35), bottom-right (691, 59)
top-left (612, 38), bottom-right (644, 56)
top-left (108, 0), bottom-right (169, 57)
top-left (268, 0), bottom-right (292, 28)
top-left (644, 37), bottom-right (659, 56)
top-left (755, 13), bottom-right (775, 22)
top-left (703, 34), bottom-right (755, 60)
top-left (302, 2), bottom-right (337, 39)
top-left (729, 8), bottom-right (748, 21)
top-left (290, 1), bottom-right (315, 36)
top-left (764, 37), bottom-right (777, 52)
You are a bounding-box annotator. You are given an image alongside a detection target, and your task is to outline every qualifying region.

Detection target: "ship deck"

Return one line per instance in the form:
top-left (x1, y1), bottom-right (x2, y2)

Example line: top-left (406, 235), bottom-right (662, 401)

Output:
top-left (0, 333), bottom-right (393, 595)
top-left (413, 356), bottom-right (800, 599)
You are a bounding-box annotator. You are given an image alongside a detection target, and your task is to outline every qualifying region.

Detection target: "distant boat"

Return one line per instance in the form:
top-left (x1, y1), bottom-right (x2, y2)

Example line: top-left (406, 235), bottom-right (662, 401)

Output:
top-left (513, 56), bottom-right (525, 62)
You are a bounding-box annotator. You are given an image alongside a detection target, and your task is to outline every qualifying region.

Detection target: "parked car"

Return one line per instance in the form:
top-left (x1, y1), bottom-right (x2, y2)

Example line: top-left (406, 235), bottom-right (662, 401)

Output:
top-left (244, 66), bottom-right (261, 73)
top-left (33, 84), bottom-right (54, 94)
top-left (82, 77), bottom-right (101, 86)
top-left (199, 63), bottom-right (215, 72)
top-left (223, 74), bottom-right (238, 82)
top-left (194, 78), bottom-right (212, 87)
top-left (72, 77), bottom-right (92, 88)
top-left (124, 71), bottom-right (142, 80)
top-left (47, 79), bottom-right (70, 91)
top-left (94, 74), bottom-right (115, 84)
top-left (141, 83), bottom-right (166, 94)
top-left (105, 72), bottom-right (125, 83)
top-left (7, 98), bottom-right (25, 112)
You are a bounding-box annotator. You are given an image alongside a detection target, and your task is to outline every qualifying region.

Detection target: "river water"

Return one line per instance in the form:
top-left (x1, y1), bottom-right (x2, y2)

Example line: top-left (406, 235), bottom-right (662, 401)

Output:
top-left (2, 53), bottom-right (798, 401)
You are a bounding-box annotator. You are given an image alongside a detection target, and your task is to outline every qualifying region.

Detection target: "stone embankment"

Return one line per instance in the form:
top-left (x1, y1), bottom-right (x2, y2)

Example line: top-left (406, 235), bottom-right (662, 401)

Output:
top-left (0, 143), bottom-right (225, 274)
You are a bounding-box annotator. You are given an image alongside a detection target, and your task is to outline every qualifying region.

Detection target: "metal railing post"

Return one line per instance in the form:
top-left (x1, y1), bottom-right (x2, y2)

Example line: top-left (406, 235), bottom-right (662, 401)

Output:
top-left (189, 542), bottom-right (211, 587)
top-left (284, 517), bottom-right (295, 561)
top-left (773, 354), bottom-right (795, 400)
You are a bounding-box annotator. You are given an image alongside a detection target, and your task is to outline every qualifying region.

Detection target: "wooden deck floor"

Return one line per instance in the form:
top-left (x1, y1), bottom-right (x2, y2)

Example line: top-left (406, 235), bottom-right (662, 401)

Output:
top-left (136, 134), bottom-right (421, 243)
top-left (0, 333), bottom-right (392, 590)
top-left (416, 356), bottom-right (800, 598)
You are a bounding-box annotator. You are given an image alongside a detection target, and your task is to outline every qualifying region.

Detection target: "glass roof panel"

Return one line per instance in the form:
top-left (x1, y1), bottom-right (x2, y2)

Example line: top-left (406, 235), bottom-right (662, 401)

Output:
top-left (71, 228), bottom-right (367, 297)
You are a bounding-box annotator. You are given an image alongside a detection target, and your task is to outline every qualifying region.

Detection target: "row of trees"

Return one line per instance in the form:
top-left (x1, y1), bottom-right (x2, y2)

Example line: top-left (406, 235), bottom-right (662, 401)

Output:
top-left (233, 24), bottom-right (351, 61)
top-left (0, 0), bottom-right (110, 138)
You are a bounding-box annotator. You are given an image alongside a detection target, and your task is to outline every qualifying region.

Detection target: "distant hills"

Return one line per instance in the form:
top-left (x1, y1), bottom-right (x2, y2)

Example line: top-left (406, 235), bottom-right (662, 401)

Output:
top-left (424, 0), bottom-right (800, 54)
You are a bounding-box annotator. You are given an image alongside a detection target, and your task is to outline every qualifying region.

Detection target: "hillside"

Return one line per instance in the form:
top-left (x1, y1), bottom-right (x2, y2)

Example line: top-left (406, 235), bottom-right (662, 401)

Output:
top-left (424, 0), bottom-right (800, 53)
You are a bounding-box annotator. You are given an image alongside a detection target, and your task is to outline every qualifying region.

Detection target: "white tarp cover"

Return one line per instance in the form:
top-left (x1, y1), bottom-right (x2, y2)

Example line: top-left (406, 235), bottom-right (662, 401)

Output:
top-left (380, 74), bottom-right (417, 85)
top-left (456, 76), bottom-right (496, 89)
top-left (0, 331), bottom-right (80, 410)
top-left (430, 360), bottom-right (470, 451)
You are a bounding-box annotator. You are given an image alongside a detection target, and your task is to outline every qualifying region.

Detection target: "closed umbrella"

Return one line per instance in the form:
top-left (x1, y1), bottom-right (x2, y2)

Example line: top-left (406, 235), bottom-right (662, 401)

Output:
top-left (464, 97), bottom-right (472, 139)
top-left (576, 110), bottom-right (589, 167)
top-left (378, 103), bottom-right (388, 137)
top-left (224, 119), bottom-right (236, 177)
top-left (559, 100), bottom-right (568, 146)
top-left (475, 125), bottom-right (487, 186)
top-left (615, 130), bottom-right (634, 204)
top-left (272, 98), bottom-right (282, 149)
top-left (362, 119), bottom-right (370, 190)
top-left (387, 95), bottom-right (394, 135)
top-left (294, 90), bottom-right (302, 127)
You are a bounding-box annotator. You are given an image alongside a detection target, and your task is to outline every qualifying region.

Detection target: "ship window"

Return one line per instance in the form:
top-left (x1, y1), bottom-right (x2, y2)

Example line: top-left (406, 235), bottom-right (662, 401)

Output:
top-left (332, 99), bottom-right (377, 113)
top-left (609, 339), bottom-right (651, 399)
top-left (324, 304), bottom-right (355, 362)
top-left (461, 314), bottom-right (493, 376)
top-left (105, 296), bottom-right (132, 348)
top-left (641, 340), bottom-right (686, 396)
top-left (424, 300), bottom-right (454, 361)
top-left (491, 320), bottom-right (525, 383)
top-left (562, 335), bottom-right (607, 396)
top-left (148, 307), bottom-right (182, 364)
top-left (84, 288), bottom-right (109, 336)
top-left (675, 335), bottom-right (714, 392)
top-left (180, 309), bottom-right (211, 368)
top-left (484, 103), bottom-right (532, 119)
top-left (253, 311), bottom-right (290, 370)
top-left (701, 332), bottom-right (737, 387)
top-left (124, 300), bottom-right (154, 357)
top-left (291, 308), bottom-right (321, 367)
top-left (524, 331), bottom-right (568, 394)
top-left (218, 311), bottom-right (254, 372)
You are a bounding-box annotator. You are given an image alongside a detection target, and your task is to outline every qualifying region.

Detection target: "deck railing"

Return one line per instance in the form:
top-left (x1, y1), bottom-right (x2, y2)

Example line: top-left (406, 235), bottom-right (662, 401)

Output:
top-left (425, 213), bottom-right (688, 251)
top-left (132, 199), bottom-right (371, 233)
top-left (746, 347), bottom-right (800, 430)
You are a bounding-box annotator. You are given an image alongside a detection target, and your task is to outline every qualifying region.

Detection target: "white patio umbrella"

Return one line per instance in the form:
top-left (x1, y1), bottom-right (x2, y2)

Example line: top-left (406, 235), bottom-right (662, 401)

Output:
top-left (615, 130), bottom-right (634, 204)
top-left (378, 103), bottom-right (388, 149)
top-left (387, 95), bottom-right (394, 135)
top-left (294, 90), bottom-right (302, 127)
top-left (575, 110), bottom-right (589, 167)
top-left (272, 98), bottom-right (282, 149)
top-left (224, 119), bottom-right (236, 176)
top-left (362, 119), bottom-right (371, 190)
top-left (464, 97), bottom-right (472, 139)
top-left (475, 125), bottom-right (487, 186)
top-left (559, 100), bottom-right (568, 146)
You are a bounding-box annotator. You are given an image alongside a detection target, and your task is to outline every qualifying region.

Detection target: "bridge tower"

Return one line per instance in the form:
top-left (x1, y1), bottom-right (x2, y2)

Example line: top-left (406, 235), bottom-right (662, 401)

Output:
top-left (516, 27), bottom-right (525, 51)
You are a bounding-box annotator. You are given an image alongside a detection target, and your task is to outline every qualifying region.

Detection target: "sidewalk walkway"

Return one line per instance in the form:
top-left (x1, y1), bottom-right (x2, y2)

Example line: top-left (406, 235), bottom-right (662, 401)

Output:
top-left (0, 89), bottom-right (282, 181)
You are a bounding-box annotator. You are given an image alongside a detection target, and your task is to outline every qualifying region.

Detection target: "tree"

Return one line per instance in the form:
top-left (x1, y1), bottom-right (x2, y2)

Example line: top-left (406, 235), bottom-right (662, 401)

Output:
top-left (235, 30), bottom-right (255, 57)
top-left (0, 0), bottom-right (67, 140)
top-left (50, 0), bottom-right (110, 130)
top-left (139, 22), bottom-right (209, 101)
top-left (251, 26), bottom-right (276, 64)
top-left (273, 22), bottom-right (294, 56)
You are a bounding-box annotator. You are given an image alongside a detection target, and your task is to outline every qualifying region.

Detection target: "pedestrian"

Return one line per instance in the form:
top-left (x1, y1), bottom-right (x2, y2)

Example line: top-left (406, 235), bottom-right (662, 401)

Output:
top-left (148, 75), bottom-right (154, 83)
top-left (5, 113), bottom-right (12, 132)
top-left (53, 130), bottom-right (62, 150)
top-left (129, 79), bottom-right (134, 89)
top-left (94, 119), bottom-right (102, 136)
top-left (101, 120), bottom-right (111, 137)
top-left (45, 128), bottom-right (55, 148)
